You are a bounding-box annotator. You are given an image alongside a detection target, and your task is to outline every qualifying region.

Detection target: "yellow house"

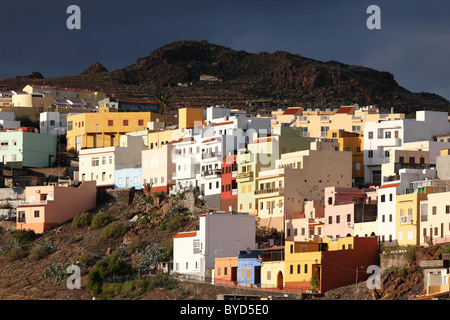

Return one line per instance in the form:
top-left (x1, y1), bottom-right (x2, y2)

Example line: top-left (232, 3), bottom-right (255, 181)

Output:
top-left (273, 105), bottom-right (404, 138)
top-left (261, 260), bottom-right (285, 290)
top-left (396, 191), bottom-right (431, 247)
top-left (327, 129), bottom-right (364, 183)
top-left (178, 107), bottom-right (204, 129)
top-left (145, 108), bottom-right (204, 149)
top-left (285, 236), bottom-right (379, 293)
top-left (66, 107), bottom-right (175, 152)
top-left (23, 85), bottom-right (106, 107)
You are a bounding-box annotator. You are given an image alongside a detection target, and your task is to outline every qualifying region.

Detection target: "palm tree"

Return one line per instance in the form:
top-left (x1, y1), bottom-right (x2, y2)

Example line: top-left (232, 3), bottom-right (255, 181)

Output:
top-left (152, 89), bottom-right (171, 115)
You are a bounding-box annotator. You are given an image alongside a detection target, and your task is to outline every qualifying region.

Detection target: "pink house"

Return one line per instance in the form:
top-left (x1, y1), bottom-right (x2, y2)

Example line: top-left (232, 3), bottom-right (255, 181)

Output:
top-left (324, 187), bottom-right (377, 239)
top-left (16, 181), bottom-right (97, 234)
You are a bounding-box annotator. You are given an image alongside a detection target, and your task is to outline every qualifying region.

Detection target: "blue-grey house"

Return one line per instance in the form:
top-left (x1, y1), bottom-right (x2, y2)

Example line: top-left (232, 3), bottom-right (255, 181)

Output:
top-left (237, 250), bottom-right (262, 287)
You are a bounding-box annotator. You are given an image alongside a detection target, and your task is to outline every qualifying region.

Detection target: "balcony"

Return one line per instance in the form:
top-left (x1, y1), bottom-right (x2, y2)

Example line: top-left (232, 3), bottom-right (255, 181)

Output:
top-left (399, 215), bottom-right (413, 224)
top-left (201, 169), bottom-right (221, 179)
top-left (254, 187), bottom-right (284, 198)
top-left (202, 152), bottom-right (221, 160)
top-left (380, 137), bottom-right (402, 147)
top-left (18, 200), bottom-right (48, 206)
top-left (236, 171), bottom-right (254, 182)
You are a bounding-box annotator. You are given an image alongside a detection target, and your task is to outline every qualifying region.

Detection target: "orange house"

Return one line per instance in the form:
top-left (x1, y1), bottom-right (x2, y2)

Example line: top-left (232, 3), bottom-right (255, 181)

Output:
top-left (16, 181), bottom-right (97, 234)
top-left (214, 257), bottom-right (238, 286)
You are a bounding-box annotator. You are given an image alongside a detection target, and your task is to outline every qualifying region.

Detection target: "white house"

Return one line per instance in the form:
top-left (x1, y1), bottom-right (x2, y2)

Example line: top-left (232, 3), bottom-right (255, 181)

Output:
top-left (377, 167), bottom-right (436, 247)
top-left (78, 135), bottom-right (143, 188)
top-left (172, 212), bottom-right (256, 280)
top-left (39, 111), bottom-right (68, 135)
top-left (364, 110), bottom-right (450, 185)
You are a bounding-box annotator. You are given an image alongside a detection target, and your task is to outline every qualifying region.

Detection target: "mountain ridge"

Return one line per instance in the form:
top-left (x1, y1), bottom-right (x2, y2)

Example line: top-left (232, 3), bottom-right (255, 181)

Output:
top-left (0, 40), bottom-right (448, 115)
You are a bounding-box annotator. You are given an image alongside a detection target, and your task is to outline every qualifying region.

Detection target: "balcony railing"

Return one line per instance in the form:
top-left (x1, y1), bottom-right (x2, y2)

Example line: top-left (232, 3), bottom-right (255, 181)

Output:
top-left (399, 215), bottom-right (412, 224)
top-left (255, 187), bottom-right (284, 196)
top-left (18, 200), bottom-right (48, 206)
top-left (202, 152), bottom-right (221, 160)
top-left (201, 169), bottom-right (221, 178)
top-left (236, 171), bottom-right (253, 180)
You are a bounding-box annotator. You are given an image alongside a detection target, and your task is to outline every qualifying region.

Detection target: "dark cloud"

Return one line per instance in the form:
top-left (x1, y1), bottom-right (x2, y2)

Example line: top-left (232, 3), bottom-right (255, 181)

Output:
top-left (1, 0), bottom-right (449, 100)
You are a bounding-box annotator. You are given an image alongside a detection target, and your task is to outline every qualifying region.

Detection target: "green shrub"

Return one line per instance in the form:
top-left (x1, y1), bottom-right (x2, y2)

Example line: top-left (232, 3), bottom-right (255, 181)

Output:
top-left (138, 216), bottom-right (150, 224)
top-left (397, 267), bottom-right (413, 277)
top-left (11, 229), bottom-right (37, 245)
top-left (121, 280), bottom-right (136, 295)
top-left (91, 212), bottom-right (113, 229)
top-left (28, 243), bottom-right (53, 261)
top-left (166, 215), bottom-right (189, 232)
top-left (125, 236), bottom-right (143, 255)
top-left (72, 212), bottom-right (92, 229)
top-left (86, 254), bottom-right (136, 296)
top-left (148, 273), bottom-right (177, 291)
top-left (101, 221), bottom-right (127, 239)
top-left (78, 253), bottom-right (95, 267)
top-left (6, 246), bottom-right (28, 261)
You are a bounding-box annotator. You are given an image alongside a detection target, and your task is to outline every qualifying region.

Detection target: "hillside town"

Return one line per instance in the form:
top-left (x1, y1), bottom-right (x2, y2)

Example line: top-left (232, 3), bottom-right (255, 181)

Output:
top-left (1, 84), bottom-right (450, 300)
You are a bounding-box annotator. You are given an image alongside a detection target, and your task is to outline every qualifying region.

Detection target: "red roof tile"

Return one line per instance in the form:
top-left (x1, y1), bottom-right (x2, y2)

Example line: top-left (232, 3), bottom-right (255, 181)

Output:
top-left (282, 108), bottom-right (302, 115)
top-left (335, 106), bottom-right (355, 114)
top-left (379, 182), bottom-right (400, 189)
top-left (173, 231), bottom-right (197, 239)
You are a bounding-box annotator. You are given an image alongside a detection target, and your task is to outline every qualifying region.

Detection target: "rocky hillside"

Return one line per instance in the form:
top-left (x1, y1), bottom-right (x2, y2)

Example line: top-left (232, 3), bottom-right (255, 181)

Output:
top-left (1, 40), bottom-right (449, 115)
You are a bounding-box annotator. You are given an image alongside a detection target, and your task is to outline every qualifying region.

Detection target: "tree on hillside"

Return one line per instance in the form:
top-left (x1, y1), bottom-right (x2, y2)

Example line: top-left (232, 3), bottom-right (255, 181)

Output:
top-left (152, 89), bottom-right (171, 115)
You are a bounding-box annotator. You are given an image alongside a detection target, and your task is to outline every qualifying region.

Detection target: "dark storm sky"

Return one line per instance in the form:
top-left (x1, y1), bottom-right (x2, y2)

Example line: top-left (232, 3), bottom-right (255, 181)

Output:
top-left (1, 0), bottom-right (450, 100)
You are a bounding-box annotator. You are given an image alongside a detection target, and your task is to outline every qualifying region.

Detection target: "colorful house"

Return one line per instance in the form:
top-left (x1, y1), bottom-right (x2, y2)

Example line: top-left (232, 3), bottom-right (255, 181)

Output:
top-left (255, 143), bottom-right (352, 231)
top-left (324, 187), bottom-right (377, 239)
top-left (66, 107), bottom-right (175, 152)
top-left (284, 236), bottom-right (378, 293)
top-left (220, 154), bottom-right (238, 213)
top-left (419, 191), bottom-right (450, 246)
top-left (172, 212), bottom-right (256, 280)
top-left (0, 131), bottom-right (56, 168)
top-left (396, 189), bottom-right (431, 247)
top-left (237, 250), bottom-right (262, 287)
top-left (327, 130), bottom-right (364, 184)
top-left (114, 167), bottom-right (142, 190)
top-left (16, 181), bottom-right (97, 234)
top-left (214, 257), bottom-right (238, 285)
top-left (78, 135), bottom-right (143, 189)
top-left (142, 143), bottom-right (176, 194)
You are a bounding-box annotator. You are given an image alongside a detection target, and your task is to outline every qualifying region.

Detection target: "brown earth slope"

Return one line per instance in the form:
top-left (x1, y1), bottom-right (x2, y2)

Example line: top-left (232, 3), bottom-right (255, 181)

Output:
top-left (1, 40), bottom-right (449, 115)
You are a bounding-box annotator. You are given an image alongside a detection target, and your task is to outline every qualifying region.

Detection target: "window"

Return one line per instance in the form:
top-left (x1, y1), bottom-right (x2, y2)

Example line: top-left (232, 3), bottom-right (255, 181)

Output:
top-left (446, 205), bottom-right (450, 214)
top-left (381, 194), bottom-right (385, 202)
top-left (108, 120), bottom-right (113, 126)
top-left (336, 215), bottom-right (340, 223)
top-left (328, 216), bottom-right (333, 224)
top-left (304, 264), bottom-right (308, 273)
top-left (368, 150), bottom-right (373, 158)
top-left (297, 264), bottom-right (301, 273)
top-left (68, 121), bottom-right (73, 131)
top-left (368, 131), bottom-right (373, 139)
top-left (138, 119), bottom-right (144, 126)
top-left (102, 156), bottom-right (106, 165)
top-left (433, 206), bottom-right (437, 215)
top-left (385, 150), bottom-right (390, 158)
top-left (34, 210), bottom-right (40, 218)
top-left (389, 194), bottom-right (393, 202)
top-left (385, 131), bottom-right (391, 139)
top-left (399, 156), bottom-right (404, 163)
top-left (123, 119), bottom-right (129, 126)
top-left (92, 157), bottom-right (99, 166)
top-left (193, 240), bottom-right (201, 254)
top-left (347, 214), bottom-right (351, 222)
